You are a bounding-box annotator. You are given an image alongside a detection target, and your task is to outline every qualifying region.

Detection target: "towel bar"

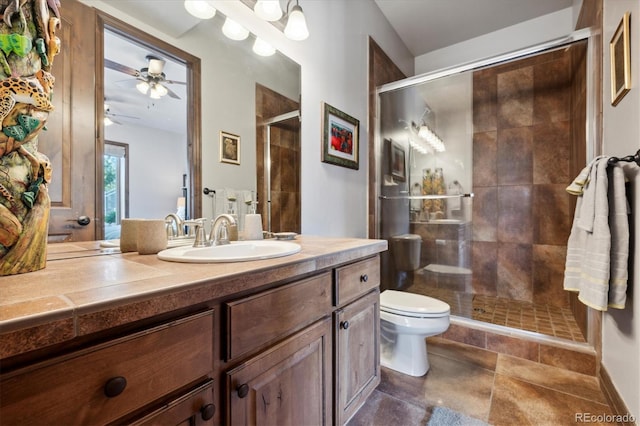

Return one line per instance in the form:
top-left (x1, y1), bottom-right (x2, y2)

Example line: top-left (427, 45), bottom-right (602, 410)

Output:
top-left (607, 149), bottom-right (640, 166)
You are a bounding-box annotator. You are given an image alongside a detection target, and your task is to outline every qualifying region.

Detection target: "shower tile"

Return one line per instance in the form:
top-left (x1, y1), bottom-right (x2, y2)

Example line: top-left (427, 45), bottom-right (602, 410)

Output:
top-left (488, 374), bottom-right (612, 425)
top-left (497, 127), bottom-right (533, 185)
top-left (539, 345), bottom-right (596, 376)
top-left (471, 187), bottom-right (497, 242)
top-left (533, 245), bottom-right (570, 308)
top-left (533, 120), bottom-right (571, 184)
top-left (486, 335), bottom-right (539, 362)
top-left (471, 241), bottom-right (497, 296)
top-left (497, 185), bottom-right (532, 244)
top-left (533, 184), bottom-right (572, 245)
top-left (270, 144), bottom-right (282, 191)
top-left (533, 54), bottom-right (571, 124)
top-left (473, 71), bottom-right (497, 133)
top-left (473, 131), bottom-right (497, 186)
top-left (497, 67), bottom-right (533, 129)
top-left (497, 243), bottom-right (533, 302)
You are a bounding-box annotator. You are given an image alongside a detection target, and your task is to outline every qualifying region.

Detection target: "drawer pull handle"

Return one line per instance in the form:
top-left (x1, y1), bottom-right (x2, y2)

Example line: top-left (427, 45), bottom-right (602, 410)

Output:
top-left (201, 403), bottom-right (216, 421)
top-left (237, 383), bottom-right (250, 398)
top-left (360, 274), bottom-right (368, 283)
top-left (340, 320), bottom-right (350, 330)
top-left (103, 376), bottom-right (127, 398)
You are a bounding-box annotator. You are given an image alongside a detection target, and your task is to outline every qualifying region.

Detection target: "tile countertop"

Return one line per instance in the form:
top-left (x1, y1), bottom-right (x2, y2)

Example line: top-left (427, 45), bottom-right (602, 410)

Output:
top-left (0, 236), bottom-right (387, 360)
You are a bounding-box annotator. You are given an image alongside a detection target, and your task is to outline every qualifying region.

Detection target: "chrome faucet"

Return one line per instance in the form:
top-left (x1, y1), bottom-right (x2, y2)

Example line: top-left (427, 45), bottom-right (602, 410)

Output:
top-left (209, 214), bottom-right (237, 246)
top-left (164, 213), bottom-right (184, 239)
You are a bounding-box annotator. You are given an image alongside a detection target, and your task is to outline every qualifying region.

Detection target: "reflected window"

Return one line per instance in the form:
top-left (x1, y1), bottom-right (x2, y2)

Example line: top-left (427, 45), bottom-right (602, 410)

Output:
top-left (104, 141), bottom-right (129, 239)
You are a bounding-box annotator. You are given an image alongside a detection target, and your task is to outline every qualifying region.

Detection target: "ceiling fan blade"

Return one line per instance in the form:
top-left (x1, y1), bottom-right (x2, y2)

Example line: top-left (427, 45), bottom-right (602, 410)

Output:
top-left (104, 58), bottom-right (141, 77)
top-left (108, 113), bottom-right (140, 120)
top-left (163, 79), bottom-right (187, 85)
top-left (165, 86), bottom-right (182, 100)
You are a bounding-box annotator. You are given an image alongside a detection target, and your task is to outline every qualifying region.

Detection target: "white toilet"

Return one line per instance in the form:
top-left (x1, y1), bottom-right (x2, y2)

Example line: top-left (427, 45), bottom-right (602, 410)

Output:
top-left (380, 234), bottom-right (451, 377)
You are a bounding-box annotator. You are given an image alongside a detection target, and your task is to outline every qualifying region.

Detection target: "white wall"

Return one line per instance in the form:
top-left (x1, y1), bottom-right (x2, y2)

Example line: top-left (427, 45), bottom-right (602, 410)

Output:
top-left (414, 8), bottom-right (574, 75)
top-left (602, 1), bottom-right (640, 419)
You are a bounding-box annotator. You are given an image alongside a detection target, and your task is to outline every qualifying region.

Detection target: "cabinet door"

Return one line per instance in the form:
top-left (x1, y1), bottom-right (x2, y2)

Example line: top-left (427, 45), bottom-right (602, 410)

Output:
top-left (334, 290), bottom-right (380, 425)
top-left (226, 318), bottom-right (332, 426)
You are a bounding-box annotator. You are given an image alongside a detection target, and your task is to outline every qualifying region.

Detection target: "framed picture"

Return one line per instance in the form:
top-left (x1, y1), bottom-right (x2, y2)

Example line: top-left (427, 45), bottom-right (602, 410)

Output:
top-left (219, 131), bottom-right (240, 165)
top-left (321, 102), bottom-right (359, 170)
top-left (390, 140), bottom-right (406, 181)
top-left (610, 11), bottom-right (631, 106)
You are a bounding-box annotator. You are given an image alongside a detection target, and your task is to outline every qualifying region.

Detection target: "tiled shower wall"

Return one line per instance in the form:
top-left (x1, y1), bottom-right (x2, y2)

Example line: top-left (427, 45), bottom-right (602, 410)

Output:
top-left (471, 45), bottom-right (586, 309)
top-left (255, 84), bottom-right (301, 234)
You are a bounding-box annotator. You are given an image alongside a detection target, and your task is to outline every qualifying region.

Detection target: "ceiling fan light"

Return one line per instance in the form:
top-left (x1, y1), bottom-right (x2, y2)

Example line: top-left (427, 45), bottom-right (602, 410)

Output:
top-left (136, 80), bottom-right (150, 94)
top-left (155, 83), bottom-right (169, 97)
top-left (253, 37), bottom-right (276, 56)
top-left (149, 86), bottom-right (162, 99)
top-left (284, 4), bottom-right (309, 41)
top-left (147, 57), bottom-right (165, 75)
top-left (222, 17), bottom-right (250, 41)
top-left (254, 0), bottom-right (283, 21)
top-left (104, 116), bottom-right (114, 126)
top-left (184, 0), bottom-right (216, 19)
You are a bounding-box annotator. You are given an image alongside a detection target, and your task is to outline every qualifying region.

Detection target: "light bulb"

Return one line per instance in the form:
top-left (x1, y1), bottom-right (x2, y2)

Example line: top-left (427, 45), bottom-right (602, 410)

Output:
top-left (284, 4), bottom-right (309, 41)
top-left (222, 17), bottom-right (249, 41)
top-left (104, 116), bottom-right (114, 126)
top-left (155, 83), bottom-right (168, 97)
top-left (149, 86), bottom-right (162, 99)
top-left (254, 0), bottom-right (283, 21)
top-left (184, 0), bottom-right (216, 19)
top-left (253, 37), bottom-right (276, 56)
top-left (136, 80), bottom-right (149, 94)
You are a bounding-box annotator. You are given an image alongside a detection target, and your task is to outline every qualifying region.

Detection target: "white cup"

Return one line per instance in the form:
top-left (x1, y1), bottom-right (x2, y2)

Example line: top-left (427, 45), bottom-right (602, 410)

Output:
top-left (137, 219), bottom-right (168, 255)
top-left (244, 214), bottom-right (263, 240)
top-left (120, 218), bottom-right (143, 253)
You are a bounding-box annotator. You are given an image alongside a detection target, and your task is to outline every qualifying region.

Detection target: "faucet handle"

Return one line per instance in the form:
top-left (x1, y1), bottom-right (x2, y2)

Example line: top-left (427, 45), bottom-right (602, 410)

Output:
top-left (165, 219), bottom-right (177, 239)
top-left (184, 219), bottom-right (208, 247)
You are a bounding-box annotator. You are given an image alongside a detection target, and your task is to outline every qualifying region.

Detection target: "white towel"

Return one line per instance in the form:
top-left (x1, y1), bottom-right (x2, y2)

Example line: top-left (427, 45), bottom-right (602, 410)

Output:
top-left (564, 159), bottom-right (629, 311)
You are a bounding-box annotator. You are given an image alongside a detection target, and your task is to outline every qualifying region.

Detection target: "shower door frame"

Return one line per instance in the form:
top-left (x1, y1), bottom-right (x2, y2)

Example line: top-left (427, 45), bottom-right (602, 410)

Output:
top-left (373, 27), bottom-right (600, 348)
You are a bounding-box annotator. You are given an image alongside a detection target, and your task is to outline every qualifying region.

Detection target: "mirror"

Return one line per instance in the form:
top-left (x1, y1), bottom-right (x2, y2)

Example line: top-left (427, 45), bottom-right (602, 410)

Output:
top-left (96, 1), bottom-right (301, 239)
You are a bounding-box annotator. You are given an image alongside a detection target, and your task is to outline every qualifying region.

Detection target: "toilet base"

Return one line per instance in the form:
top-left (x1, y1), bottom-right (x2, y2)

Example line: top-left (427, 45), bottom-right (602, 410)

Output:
top-left (380, 332), bottom-right (431, 377)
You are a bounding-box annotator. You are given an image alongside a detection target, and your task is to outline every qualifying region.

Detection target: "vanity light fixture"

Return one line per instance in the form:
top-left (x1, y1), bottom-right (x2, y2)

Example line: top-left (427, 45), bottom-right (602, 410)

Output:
top-left (254, 0), bottom-right (283, 22)
top-left (222, 17), bottom-right (250, 41)
top-left (418, 125), bottom-right (445, 152)
top-left (184, 0), bottom-right (217, 19)
top-left (284, 0), bottom-right (309, 41)
top-left (253, 37), bottom-right (276, 56)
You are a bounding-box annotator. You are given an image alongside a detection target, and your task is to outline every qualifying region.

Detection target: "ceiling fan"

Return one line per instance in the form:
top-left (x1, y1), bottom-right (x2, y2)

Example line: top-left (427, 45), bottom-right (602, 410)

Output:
top-left (105, 55), bottom-right (186, 100)
top-left (104, 103), bottom-right (140, 126)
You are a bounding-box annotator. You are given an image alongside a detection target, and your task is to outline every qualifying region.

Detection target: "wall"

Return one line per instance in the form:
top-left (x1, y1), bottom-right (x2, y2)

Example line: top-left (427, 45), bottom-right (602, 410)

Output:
top-left (602, 0), bottom-right (640, 419)
top-left (415, 8), bottom-right (575, 75)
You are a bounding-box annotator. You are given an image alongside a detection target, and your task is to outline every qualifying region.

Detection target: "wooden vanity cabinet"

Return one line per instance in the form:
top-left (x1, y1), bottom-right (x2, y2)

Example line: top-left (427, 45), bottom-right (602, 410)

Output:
top-left (223, 256), bottom-right (381, 426)
top-left (0, 310), bottom-right (215, 426)
top-left (334, 258), bottom-right (381, 425)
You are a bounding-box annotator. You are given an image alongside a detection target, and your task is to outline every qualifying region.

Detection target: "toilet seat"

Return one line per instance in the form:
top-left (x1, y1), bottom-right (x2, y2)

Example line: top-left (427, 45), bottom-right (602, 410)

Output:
top-left (380, 290), bottom-right (450, 318)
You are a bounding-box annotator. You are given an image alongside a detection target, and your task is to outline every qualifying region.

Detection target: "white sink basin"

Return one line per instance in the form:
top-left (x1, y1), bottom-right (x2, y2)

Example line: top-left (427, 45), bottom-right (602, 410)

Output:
top-left (157, 240), bottom-right (301, 263)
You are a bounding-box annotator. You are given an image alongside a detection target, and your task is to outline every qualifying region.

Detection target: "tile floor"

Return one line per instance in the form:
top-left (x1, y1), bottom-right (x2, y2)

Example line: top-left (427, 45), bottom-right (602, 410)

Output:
top-left (407, 285), bottom-right (586, 342)
top-left (348, 338), bottom-right (616, 426)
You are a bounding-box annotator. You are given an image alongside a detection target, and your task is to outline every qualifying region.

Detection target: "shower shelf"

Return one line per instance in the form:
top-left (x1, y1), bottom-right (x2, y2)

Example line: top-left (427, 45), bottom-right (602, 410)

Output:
top-left (379, 193), bottom-right (474, 200)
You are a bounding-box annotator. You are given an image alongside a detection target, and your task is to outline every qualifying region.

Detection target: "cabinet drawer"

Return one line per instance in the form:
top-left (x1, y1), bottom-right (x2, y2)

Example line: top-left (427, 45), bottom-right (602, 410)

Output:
top-left (226, 272), bottom-right (332, 361)
top-left (334, 256), bottom-right (380, 306)
top-left (1, 310), bottom-right (214, 426)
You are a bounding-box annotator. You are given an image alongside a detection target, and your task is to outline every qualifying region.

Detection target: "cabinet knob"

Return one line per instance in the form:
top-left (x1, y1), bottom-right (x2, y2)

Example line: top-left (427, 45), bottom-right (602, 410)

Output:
top-left (103, 376), bottom-right (127, 398)
top-left (360, 274), bottom-right (368, 283)
top-left (200, 403), bottom-right (216, 421)
top-left (340, 320), bottom-right (350, 330)
top-left (237, 383), bottom-right (249, 398)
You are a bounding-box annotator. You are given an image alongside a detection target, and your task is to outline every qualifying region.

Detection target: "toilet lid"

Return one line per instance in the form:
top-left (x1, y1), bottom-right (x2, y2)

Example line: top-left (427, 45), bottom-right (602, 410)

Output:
top-left (380, 290), bottom-right (450, 316)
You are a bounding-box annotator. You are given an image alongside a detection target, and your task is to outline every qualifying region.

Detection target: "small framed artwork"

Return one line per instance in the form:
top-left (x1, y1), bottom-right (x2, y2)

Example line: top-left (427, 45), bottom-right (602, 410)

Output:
top-left (610, 11), bottom-right (631, 106)
top-left (321, 102), bottom-right (359, 170)
top-left (220, 131), bottom-right (240, 165)
top-left (390, 140), bottom-right (406, 181)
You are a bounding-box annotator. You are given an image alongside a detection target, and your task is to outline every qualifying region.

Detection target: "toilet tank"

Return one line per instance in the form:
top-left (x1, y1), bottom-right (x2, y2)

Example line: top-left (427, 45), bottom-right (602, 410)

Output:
top-left (390, 234), bottom-right (422, 272)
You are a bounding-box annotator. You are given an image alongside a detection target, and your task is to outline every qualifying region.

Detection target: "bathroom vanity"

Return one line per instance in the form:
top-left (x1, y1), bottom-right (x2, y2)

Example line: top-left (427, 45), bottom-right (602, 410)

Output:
top-left (0, 236), bottom-right (386, 425)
